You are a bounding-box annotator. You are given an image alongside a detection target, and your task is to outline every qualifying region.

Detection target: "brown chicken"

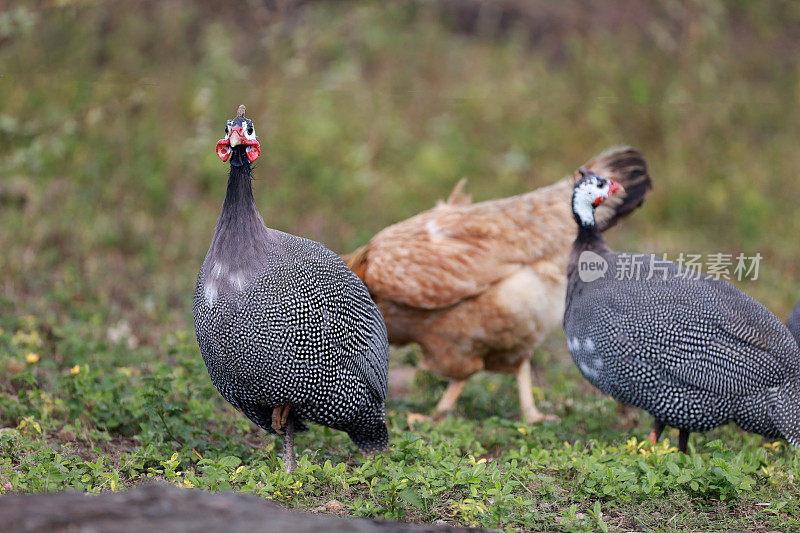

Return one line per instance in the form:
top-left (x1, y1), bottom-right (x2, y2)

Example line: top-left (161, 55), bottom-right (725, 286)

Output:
top-left (344, 147), bottom-right (652, 423)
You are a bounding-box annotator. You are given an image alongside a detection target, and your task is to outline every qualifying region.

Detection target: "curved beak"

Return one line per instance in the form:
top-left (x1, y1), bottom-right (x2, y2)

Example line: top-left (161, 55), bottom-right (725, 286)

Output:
top-left (228, 126), bottom-right (244, 147)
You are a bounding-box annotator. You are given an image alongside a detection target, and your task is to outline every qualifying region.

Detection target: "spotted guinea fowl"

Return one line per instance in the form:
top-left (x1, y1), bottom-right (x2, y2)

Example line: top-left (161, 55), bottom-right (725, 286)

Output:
top-left (788, 301), bottom-right (800, 346)
top-left (563, 171), bottom-right (800, 452)
top-left (193, 105), bottom-right (390, 473)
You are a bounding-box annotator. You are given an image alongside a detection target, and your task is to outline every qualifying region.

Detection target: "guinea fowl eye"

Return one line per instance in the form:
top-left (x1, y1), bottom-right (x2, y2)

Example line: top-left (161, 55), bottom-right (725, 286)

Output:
top-left (247, 126), bottom-right (254, 136)
top-left (225, 126), bottom-right (229, 135)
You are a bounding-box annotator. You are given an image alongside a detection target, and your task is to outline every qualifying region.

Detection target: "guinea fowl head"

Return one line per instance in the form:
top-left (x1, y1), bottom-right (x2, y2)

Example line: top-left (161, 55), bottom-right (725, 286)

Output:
top-left (571, 169), bottom-right (622, 227)
top-left (216, 104), bottom-right (261, 167)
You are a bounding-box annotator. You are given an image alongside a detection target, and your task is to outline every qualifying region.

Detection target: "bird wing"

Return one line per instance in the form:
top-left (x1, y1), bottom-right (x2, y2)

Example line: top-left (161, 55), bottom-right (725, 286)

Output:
top-left (311, 244), bottom-right (390, 402)
top-left (253, 235), bottom-right (389, 403)
top-left (584, 254), bottom-right (799, 397)
top-left (356, 182), bottom-right (575, 309)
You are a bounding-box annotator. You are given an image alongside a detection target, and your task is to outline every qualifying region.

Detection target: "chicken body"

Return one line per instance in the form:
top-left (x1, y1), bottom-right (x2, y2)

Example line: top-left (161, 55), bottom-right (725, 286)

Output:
top-left (346, 147), bottom-right (651, 423)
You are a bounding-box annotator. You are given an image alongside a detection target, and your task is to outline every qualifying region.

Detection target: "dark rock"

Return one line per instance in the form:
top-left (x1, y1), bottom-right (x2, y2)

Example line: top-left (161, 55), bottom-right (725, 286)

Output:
top-left (0, 483), bottom-right (481, 533)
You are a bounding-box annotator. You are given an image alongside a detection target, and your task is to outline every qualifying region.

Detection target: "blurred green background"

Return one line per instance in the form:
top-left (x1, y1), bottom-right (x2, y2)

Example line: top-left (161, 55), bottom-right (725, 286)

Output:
top-left (1, 0), bottom-right (799, 349)
top-left (2, 4), bottom-right (800, 525)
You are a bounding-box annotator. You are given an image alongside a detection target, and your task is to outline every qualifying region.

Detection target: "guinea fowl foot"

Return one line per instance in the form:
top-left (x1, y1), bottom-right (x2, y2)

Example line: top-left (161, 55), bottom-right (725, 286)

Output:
top-left (271, 404), bottom-right (292, 434)
top-left (282, 417), bottom-right (296, 474)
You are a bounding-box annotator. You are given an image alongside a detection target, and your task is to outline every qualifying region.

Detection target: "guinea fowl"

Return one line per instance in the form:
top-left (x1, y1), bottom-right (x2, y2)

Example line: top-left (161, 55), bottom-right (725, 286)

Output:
top-left (193, 106), bottom-right (390, 473)
top-left (564, 172), bottom-right (800, 452)
top-left (344, 147), bottom-right (652, 423)
top-left (788, 301), bottom-right (800, 346)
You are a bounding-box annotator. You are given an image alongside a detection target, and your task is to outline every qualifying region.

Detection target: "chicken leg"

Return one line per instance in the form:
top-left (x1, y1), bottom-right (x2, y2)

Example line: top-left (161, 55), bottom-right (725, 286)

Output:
top-left (516, 358), bottom-right (558, 424)
top-left (432, 379), bottom-right (467, 420)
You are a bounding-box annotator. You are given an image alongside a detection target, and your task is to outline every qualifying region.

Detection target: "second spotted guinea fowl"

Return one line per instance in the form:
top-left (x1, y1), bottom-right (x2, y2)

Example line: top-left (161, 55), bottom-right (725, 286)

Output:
top-left (193, 106), bottom-right (390, 473)
top-left (344, 147), bottom-right (652, 423)
top-left (788, 301), bottom-right (800, 346)
top-left (564, 171), bottom-right (800, 452)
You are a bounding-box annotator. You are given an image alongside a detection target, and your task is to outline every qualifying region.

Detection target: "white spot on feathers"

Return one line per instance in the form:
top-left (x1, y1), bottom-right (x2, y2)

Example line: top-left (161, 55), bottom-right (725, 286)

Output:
top-left (230, 272), bottom-right (245, 291)
top-left (204, 281), bottom-right (217, 306)
top-left (583, 338), bottom-right (595, 353)
top-left (568, 337), bottom-right (580, 353)
top-left (579, 361), bottom-right (599, 379)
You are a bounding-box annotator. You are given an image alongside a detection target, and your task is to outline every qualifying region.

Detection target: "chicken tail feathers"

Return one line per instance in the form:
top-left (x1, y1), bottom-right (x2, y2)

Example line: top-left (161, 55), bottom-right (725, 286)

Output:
top-left (341, 244), bottom-right (369, 281)
top-left (582, 146), bottom-right (653, 232)
top-left (436, 177), bottom-right (472, 207)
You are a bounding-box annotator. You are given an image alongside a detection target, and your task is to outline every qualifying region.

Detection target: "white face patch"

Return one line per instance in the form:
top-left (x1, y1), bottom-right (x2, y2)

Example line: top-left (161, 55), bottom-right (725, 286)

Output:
top-left (572, 178), bottom-right (611, 226)
top-left (243, 119), bottom-right (256, 141)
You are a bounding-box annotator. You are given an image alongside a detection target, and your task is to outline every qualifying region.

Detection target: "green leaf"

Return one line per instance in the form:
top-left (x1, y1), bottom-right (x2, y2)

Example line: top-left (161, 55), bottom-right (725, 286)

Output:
top-left (218, 455), bottom-right (242, 469)
top-left (398, 487), bottom-right (422, 508)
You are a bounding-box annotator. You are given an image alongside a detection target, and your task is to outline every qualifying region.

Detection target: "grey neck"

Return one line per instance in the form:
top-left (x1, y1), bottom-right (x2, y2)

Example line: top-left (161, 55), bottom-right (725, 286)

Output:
top-left (217, 160), bottom-right (262, 238)
top-left (203, 157), bottom-right (275, 286)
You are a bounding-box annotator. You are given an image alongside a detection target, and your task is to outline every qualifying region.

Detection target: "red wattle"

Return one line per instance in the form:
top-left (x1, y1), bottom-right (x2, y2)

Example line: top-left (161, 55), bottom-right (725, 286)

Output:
top-left (245, 140), bottom-right (261, 162)
top-left (216, 139), bottom-right (232, 162)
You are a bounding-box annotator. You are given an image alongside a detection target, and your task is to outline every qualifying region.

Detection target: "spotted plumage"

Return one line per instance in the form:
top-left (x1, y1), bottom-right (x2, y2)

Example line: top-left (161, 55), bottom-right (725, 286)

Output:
top-left (788, 301), bottom-right (800, 347)
top-left (563, 172), bottom-right (800, 450)
top-left (193, 107), bottom-right (389, 470)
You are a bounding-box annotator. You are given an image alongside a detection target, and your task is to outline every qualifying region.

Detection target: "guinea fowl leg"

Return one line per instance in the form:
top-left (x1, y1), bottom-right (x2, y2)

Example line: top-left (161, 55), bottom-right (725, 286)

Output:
top-left (270, 404), bottom-right (296, 473)
top-left (432, 379), bottom-right (467, 420)
top-left (282, 417), bottom-right (296, 474)
top-left (648, 419), bottom-right (665, 446)
top-left (678, 429), bottom-right (690, 453)
top-left (516, 358), bottom-right (558, 424)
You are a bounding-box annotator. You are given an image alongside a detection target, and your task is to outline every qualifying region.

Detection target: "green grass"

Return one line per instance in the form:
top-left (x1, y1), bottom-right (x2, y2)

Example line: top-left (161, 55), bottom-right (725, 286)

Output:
top-left (1, 1), bottom-right (800, 530)
top-left (1, 317), bottom-right (799, 531)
